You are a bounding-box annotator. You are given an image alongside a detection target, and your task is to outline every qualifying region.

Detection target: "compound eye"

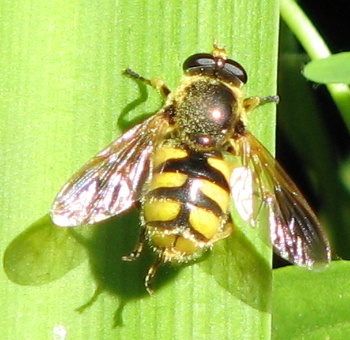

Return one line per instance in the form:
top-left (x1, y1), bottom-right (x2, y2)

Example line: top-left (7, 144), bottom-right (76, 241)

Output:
top-left (183, 53), bottom-right (215, 73)
top-left (183, 53), bottom-right (248, 85)
top-left (223, 59), bottom-right (247, 84)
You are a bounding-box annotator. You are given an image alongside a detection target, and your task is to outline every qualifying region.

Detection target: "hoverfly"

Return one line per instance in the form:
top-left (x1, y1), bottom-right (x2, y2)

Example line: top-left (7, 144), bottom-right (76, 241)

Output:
top-left (51, 45), bottom-right (331, 293)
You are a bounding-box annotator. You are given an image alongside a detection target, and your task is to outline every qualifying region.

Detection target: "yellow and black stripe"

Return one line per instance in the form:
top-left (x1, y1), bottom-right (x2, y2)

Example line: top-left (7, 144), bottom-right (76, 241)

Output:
top-left (141, 144), bottom-right (233, 263)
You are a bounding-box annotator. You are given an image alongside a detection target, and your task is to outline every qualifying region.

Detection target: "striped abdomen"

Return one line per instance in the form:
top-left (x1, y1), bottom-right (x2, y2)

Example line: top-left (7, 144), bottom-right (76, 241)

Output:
top-left (141, 144), bottom-right (233, 263)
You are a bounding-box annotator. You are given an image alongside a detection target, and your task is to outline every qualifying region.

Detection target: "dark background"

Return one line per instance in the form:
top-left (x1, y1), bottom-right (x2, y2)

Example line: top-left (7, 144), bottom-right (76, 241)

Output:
top-left (275, 0), bottom-right (350, 266)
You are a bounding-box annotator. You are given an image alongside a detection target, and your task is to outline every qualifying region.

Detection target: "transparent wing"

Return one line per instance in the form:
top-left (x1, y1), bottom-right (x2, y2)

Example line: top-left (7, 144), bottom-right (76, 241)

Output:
top-left (51, 113), bottom-right (170, 227)
top-left (230, 131), bottom-right (331, 270)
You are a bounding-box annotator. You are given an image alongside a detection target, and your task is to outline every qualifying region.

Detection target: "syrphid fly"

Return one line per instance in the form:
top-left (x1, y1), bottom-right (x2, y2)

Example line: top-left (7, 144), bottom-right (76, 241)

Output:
top-left (51, 45), bottom-right (331, 293)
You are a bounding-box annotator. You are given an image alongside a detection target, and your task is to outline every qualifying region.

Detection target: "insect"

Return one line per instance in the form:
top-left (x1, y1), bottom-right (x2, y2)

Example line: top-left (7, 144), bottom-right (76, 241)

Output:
top-left (51, 45), bottom-right (331, 293)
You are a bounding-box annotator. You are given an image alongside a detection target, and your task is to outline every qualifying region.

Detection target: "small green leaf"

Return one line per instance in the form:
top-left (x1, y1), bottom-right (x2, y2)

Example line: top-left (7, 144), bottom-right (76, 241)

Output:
top-left (273, 261), bottom-right (350, 339)
top-left (303, 52), bottom-right (350, 84)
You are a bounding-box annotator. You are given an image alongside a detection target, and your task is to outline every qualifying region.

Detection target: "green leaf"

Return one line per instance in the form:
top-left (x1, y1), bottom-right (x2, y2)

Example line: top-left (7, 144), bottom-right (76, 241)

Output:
top-left (303, 52), bottom-right (350, 84)
top-left (273, 261), bottom-right (350, 339)
top-left (1, 0), bottom-right (279, 339)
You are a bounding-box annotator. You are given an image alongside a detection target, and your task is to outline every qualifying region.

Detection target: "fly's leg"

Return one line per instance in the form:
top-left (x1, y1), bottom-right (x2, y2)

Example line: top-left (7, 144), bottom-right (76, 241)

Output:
top-left (122, 227), bottom-right (147, 261)
top-left (243, 95), bottom-right (279, 113)
top-left (144, 251), bottom-right (166, 295)
top-left (124, 68), bottom-right (171, 98)
top-left (122, 228), bottom-right (165, 294)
